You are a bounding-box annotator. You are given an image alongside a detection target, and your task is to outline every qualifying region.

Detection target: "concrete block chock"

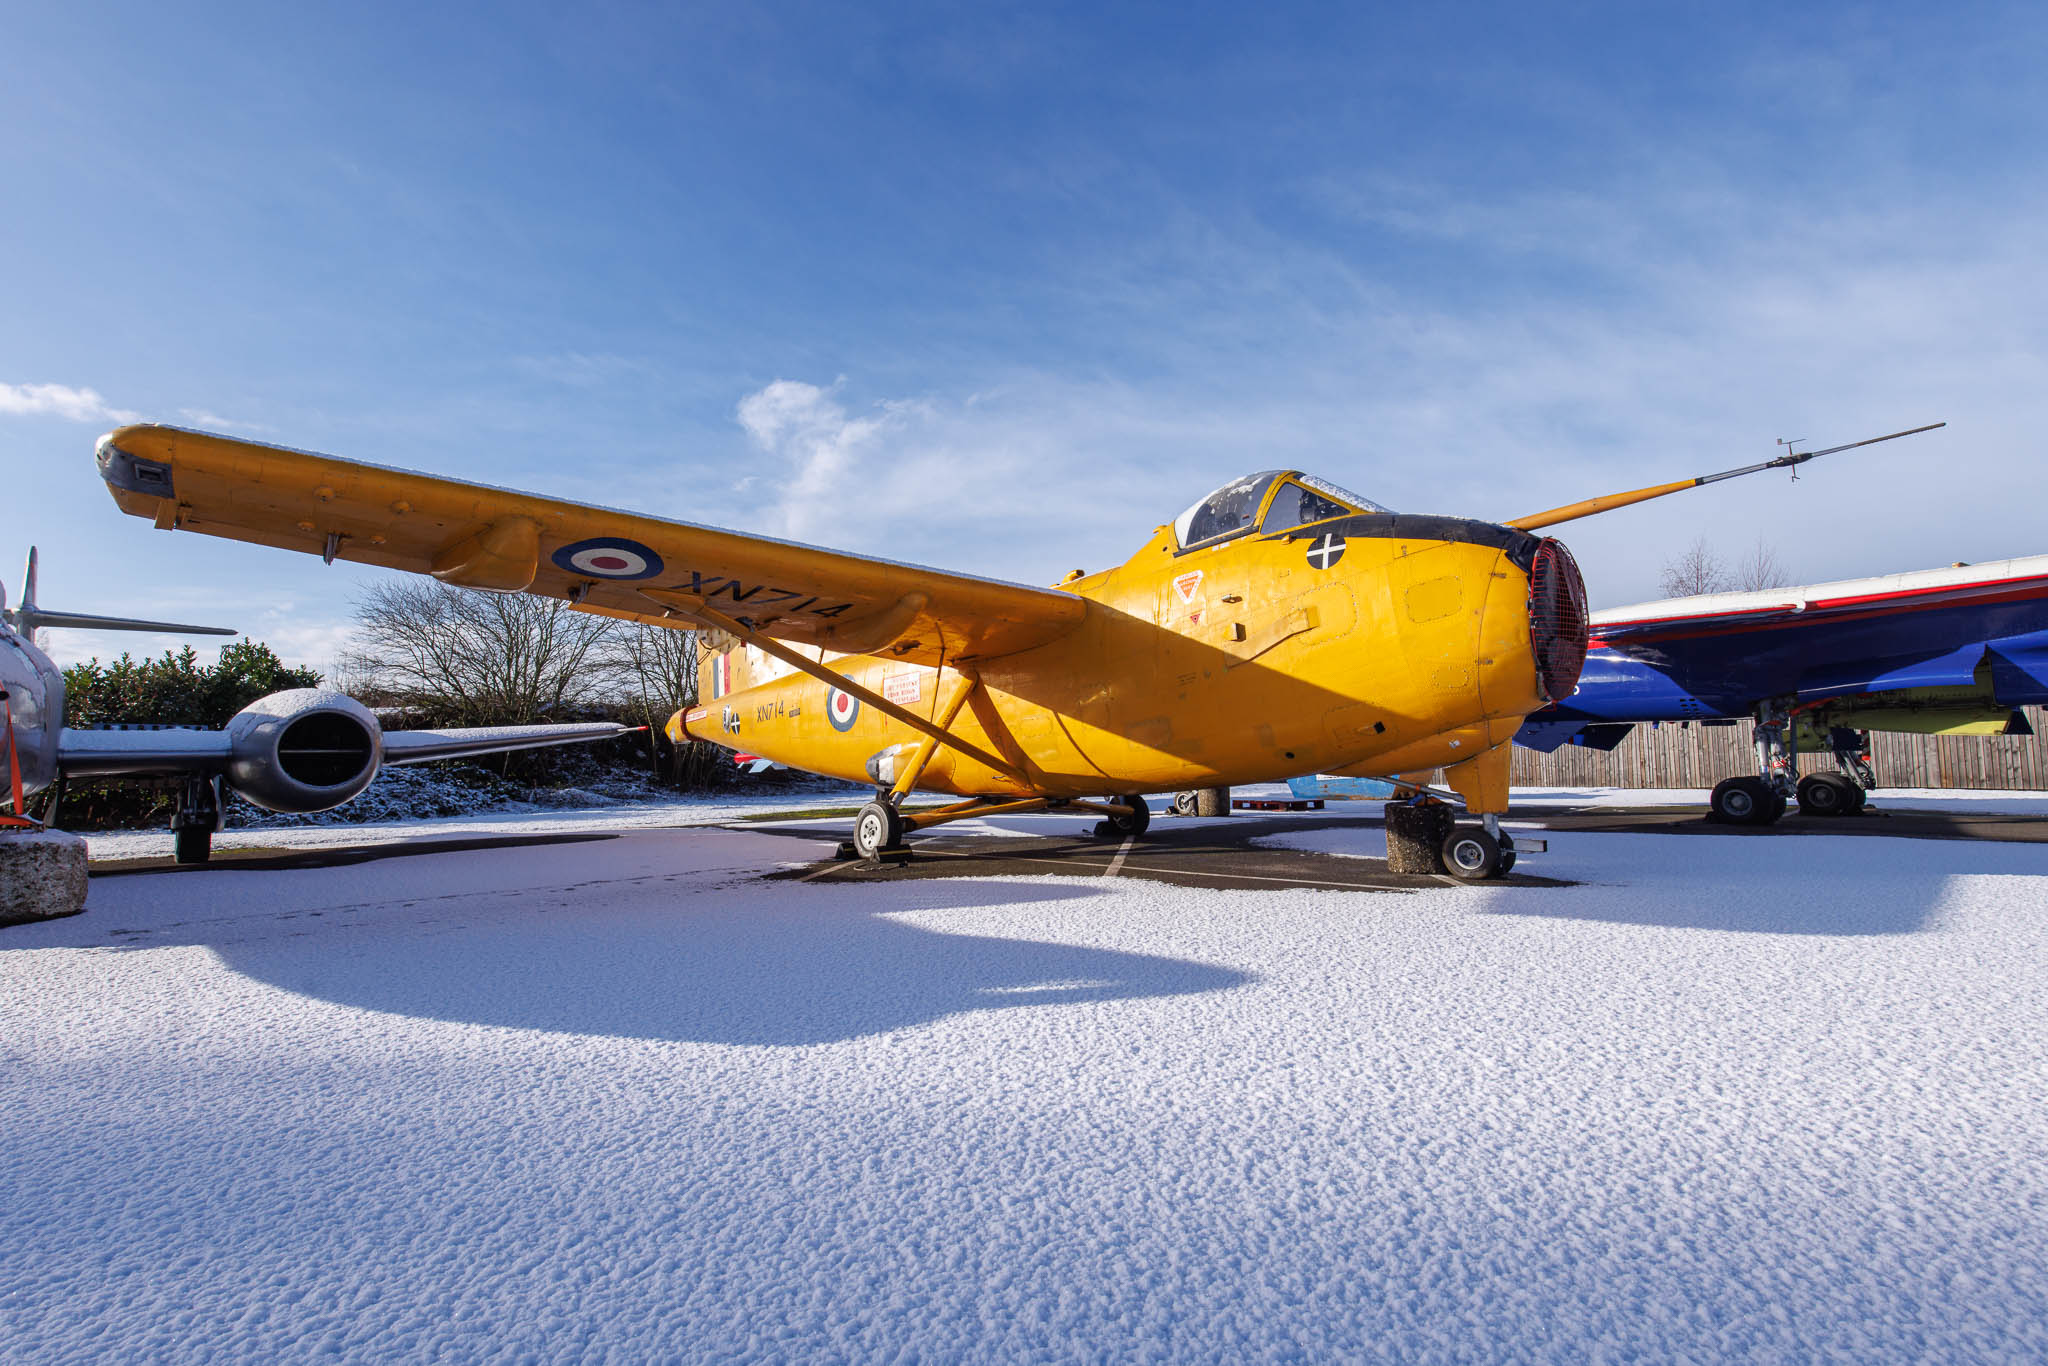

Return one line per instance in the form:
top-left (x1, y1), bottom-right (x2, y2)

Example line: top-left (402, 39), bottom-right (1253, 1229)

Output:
top-left (1384, 801), bottom-right (1454, 875)
top-left (0, 828), bottom-right (90, 925)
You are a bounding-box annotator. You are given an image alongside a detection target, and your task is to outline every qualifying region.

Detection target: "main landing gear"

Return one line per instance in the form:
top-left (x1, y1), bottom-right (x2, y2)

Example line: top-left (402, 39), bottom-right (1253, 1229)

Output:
top-left (1707, 701), bottom-right (1873, 826)
top-left (850, 791), bottom-right (1152, 860)
top-left (170, 774), bottom-right (224, 864)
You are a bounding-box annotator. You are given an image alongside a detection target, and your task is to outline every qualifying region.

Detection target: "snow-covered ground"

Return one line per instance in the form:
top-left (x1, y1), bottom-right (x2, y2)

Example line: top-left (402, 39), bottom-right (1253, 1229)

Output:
top-left (7, 806), bottom-right (2047, 1362)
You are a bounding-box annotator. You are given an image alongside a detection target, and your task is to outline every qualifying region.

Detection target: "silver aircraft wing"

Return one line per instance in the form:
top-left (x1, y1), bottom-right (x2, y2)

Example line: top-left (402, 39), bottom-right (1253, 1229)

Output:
top-left (56, 728), bottom-right (231, 778)
top-left (56, 721), bottom-right (632, 778)
top-left (378, 723), bottom-right (633, 764)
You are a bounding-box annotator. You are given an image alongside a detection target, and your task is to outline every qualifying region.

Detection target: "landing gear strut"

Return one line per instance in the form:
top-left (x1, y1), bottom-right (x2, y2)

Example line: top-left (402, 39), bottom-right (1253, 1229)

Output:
top-left (850, 791), bottom-right (1154, 861)
top-left (171, 774), bottom-right (223, 865)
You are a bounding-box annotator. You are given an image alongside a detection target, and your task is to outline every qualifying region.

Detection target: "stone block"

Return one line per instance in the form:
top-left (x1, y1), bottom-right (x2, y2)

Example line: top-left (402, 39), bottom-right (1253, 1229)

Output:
top-left (0, 828), bottom-right (90, 925)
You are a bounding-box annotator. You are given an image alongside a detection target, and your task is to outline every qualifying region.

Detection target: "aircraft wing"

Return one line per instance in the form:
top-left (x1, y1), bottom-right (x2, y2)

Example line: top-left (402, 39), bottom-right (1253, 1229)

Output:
top-left (55, 720), bottom-right (629, 778)
top-left (1588, 560), bottom-right (2048, 650)
top-left (378, 722), bottom-right (630, 764)
top-left (97, 425), bottom-right (1087, 667)
top-left (1518, 556), bottom-right (2048, 749)
top-left (55, 727), bottom-right (230, 778)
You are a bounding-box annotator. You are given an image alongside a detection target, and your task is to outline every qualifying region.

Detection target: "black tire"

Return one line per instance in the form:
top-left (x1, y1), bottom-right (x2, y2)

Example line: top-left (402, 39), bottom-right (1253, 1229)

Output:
top-left (1710, 776), bottom-right (1776, 826)
top-left (1105, 793), bottom-right (1151, 837)
top-left (1497, 833), bottom-right (1517, 876)
top-left (173, 825), bottom-right (213, 865)
top-left (1797, 772), bottom-right (1857, 817)
top-left (1846, 781), bottom-right (1869, 814)
top-left (1440, 826), bottom-right (1503, 881)
top-left (852, 801), bottom-right (904, 858)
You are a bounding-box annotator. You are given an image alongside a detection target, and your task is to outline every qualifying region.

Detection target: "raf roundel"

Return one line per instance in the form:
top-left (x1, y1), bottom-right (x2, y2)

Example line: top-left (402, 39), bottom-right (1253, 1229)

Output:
top-left (826, 687), bottom-right (861, 732)
top-left (551, 537), bottom-right (665, 581)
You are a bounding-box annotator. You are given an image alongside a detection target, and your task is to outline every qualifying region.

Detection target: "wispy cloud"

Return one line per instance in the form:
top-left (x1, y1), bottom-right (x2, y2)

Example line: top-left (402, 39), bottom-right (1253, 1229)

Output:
top-left (177, 408), bottom-right (272, 434)
top-left (0, 382), bottom-right (141, 425)
top-left (735, 380), bottom-right (901, 542)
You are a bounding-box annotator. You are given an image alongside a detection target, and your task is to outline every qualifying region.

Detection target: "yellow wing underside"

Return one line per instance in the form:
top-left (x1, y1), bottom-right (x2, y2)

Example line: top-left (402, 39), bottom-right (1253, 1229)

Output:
top-left (97, 425), bottom-right (1085, 667)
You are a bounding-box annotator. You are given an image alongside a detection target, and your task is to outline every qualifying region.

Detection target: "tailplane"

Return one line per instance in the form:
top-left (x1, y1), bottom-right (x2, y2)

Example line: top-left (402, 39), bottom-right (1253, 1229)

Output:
top-left (4, 547), bottom-right (237, 639)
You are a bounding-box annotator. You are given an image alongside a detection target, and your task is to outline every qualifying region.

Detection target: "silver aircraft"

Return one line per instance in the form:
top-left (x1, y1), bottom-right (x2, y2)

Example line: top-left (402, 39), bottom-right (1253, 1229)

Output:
top-left (1, 549), bottom-right (628, 863)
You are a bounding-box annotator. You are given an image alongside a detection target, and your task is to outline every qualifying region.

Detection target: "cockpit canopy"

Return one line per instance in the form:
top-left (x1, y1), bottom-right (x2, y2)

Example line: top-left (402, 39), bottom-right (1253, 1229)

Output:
top-left (1170, 470), bottom-right (1388, 551)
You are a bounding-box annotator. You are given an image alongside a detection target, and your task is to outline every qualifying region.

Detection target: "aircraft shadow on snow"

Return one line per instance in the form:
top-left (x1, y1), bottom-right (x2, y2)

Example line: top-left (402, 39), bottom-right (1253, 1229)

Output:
top-left (23, 874), bottom-right (1254, 1047)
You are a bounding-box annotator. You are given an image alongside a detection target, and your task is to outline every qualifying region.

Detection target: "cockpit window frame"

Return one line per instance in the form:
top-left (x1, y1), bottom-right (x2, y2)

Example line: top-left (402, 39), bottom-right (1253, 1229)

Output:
top-left (1170, 471), bottom-right (1287, 555)
top-left (1170, 470), bottom-right (1388, 556)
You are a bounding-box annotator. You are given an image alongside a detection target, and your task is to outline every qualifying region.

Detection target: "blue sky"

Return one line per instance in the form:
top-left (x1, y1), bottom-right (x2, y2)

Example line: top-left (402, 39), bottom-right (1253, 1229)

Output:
top-left (5, 2), bottom-right (2045, 671)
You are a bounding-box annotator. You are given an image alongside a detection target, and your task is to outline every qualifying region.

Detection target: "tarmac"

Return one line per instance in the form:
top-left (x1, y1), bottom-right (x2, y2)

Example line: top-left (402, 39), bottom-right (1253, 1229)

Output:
top-left (81, 795), bottom-right (2048, 888)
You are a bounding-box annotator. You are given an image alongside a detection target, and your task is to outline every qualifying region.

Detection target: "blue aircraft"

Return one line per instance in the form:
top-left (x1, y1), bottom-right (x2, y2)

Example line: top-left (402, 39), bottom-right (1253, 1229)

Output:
top-left (1514, 556), bottom-right (2048, 823)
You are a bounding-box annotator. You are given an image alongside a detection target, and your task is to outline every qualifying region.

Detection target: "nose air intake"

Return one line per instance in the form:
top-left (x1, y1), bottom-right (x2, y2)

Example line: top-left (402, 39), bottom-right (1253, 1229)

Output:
top-left (1528, 539), bottom-right (1589, 702)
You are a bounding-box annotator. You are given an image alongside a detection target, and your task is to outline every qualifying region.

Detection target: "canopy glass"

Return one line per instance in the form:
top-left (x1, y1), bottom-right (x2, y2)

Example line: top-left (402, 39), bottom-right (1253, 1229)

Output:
top-left (1170, 471), bottom-right (1387, 550)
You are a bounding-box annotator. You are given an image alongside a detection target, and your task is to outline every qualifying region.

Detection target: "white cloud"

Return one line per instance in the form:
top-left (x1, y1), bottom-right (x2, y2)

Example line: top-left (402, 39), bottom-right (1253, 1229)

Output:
top-left (177, 408), bottom-right (271, 434)
top-left (735, 380), bottom-right (902, 543)
top-left (0, 382), bottom-right (142, 425)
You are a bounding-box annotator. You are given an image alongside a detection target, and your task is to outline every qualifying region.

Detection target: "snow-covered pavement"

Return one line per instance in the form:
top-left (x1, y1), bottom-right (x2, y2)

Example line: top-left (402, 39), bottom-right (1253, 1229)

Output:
top-left (6, 812), bottom-right (2047, 1362)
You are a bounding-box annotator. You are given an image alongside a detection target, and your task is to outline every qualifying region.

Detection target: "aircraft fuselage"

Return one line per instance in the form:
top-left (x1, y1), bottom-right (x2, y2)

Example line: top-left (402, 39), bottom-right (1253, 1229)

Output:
top-left (677, 514), bottom-right (1585, 807)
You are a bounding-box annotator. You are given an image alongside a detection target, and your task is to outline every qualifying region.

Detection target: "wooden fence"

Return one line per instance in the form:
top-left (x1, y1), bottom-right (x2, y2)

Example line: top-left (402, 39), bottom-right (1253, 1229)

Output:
top-left (1509, 707), bottom-right (2048, 790)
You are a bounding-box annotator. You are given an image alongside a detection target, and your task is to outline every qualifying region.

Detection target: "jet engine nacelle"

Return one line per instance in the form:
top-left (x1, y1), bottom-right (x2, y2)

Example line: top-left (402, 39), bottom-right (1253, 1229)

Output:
top-left (224, 688), bottom-right (385, 813)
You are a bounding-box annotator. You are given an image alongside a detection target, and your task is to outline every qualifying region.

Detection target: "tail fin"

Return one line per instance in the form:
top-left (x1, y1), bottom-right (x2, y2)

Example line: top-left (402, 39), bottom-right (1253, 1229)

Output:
top-left (6, 547), bottom-right (237, 639)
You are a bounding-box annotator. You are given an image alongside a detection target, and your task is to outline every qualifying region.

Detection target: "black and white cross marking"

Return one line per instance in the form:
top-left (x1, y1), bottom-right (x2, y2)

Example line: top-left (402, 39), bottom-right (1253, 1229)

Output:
top-left (1305, 533), bottom-right (1347, 570)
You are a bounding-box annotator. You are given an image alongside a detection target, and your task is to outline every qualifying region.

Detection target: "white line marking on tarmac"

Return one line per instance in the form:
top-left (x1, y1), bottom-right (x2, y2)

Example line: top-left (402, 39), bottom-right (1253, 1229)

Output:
top-left (1104, 834), bottom-right (1136, 878)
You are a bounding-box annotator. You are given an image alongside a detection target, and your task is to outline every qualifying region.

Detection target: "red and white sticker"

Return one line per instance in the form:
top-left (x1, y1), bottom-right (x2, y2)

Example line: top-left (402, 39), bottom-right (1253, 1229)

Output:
top-left (1172, 570), bottom-right (1204, 603)
top-left (882, 673), bottom-right (922, 706)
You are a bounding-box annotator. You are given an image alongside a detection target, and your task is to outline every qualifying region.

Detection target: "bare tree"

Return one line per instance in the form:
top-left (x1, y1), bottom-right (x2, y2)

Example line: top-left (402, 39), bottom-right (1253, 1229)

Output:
top-left (1730, 537), bottom-right (1791, 592)
top-left (597, 621), bottom-right (739, 788)
top-left (603, 621), bottom-right (699, 724)
top-left (1658, 536), bottom-right (1730, 599)
top-left (341, 581), bottom-right (620, 727)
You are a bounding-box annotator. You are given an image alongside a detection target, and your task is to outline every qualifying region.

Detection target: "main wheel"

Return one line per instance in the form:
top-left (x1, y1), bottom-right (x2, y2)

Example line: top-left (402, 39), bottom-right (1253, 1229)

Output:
top-left (1497, 832), bottom-right (1517, 876)
top-left (1797, 772), bottom-right (1858, 817)
top-left (173, 825), bottom-right (213, 865)
top-left (1440, 826), bottom-right (1503, 881)
top-left (852, 801), bottom-right (904, 858)
top-left (1710, 776), bottom-right (1778, 825)
top-left (1105, 793), bottom-right (1151, 837)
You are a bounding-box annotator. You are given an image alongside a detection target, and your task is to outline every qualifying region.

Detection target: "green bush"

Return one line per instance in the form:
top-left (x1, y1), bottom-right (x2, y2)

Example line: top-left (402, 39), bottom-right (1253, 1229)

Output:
top-left (64, 641), bottom-right (321, 728)
top-left (58, 642), bottom-right (322, 829)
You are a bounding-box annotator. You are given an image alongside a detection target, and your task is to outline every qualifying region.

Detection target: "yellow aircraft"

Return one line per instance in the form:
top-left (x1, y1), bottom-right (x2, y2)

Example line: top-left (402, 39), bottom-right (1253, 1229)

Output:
top-left (95, 422), bottom-right (1936, 877)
